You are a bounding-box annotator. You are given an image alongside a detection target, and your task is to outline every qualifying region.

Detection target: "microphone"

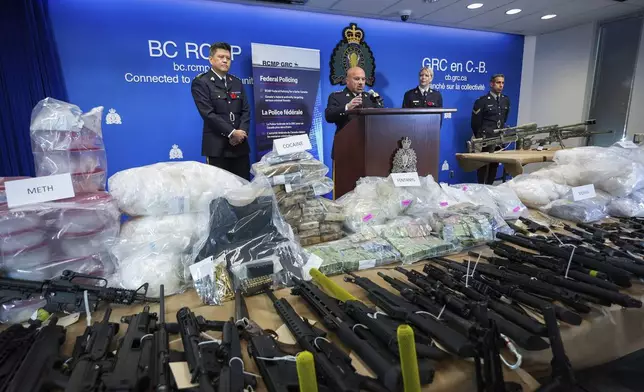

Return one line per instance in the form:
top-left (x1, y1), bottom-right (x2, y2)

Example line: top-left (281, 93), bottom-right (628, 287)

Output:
top-left (367, 89), bottom-right (384, 108)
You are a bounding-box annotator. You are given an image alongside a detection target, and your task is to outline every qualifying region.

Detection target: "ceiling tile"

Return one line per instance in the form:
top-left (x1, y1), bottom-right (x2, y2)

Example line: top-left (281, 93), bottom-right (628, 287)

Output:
top-left (379, 0), bottom-right (461, 18)
top-left (422, 0), bottom-right (517, 24)
top-left (494, 0), bottom-right (642, 34)
top-left (458, 0), bottom-right (563, 28)
top-left (303, 0), bottom-right (340, 8)
top-left (528, 3), bottom-right (644, 35)
top-left (224, 0), bottom-right (644, 35)
top-left (331, 0), bottom-right (402, 14)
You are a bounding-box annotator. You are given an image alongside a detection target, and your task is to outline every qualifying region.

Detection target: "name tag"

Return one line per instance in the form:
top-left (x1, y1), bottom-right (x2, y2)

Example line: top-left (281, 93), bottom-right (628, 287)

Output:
top-left (391, 172), bottom-right (421, 187)
top-left (5, 174), bottom-right (75, 208)
top-left (572, 184), bottom-right (596, 201)
top-left (274, 134), bottom-right (312, 155)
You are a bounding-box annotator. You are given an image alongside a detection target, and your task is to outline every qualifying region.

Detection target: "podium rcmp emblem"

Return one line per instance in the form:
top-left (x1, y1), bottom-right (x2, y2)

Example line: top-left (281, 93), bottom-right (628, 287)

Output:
top-left (329, 23), bottom-right (376, 87)
top-left (392, 137), bottom-right (418, 173)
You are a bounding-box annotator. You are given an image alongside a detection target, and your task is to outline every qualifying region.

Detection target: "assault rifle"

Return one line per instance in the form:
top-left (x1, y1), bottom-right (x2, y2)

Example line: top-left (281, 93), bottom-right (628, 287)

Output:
top-left (291, 276), bottom-right (423, 390)
top-left (489, 241), bottom-right (617, 291)
top-left (532, 120), bottom-right (610, 149)
top-left (373, 271), bottom-right (523, 391)
top-left (496, 232), bottom-right (634, 287)
top-left (175, 307), bottom-right (226, 392)
top-left (469, 252), bottom-right (639, 308)
top-left (467, 122), bottom-right (537, 153)
top-left (218, 318), bottom-right (257, 392)
top-left (66, 308), bottom-right (120, 392)
top-left (467, 120), bottom-right (607, 153)
top-left (536, 307), bottom-right (594, 392)
top-left (344, 271), bottom-right (475, 357)
top-left (430, 258), bottom-right (593, 315)
top-left (0, 270), bottom-right (156, 315)
top-left (384, 269), bottom-right (550, 351)
top-left (232, 288), bottom-right (316, 392)
top-left (151, 285), bottom-right (173, 392)
top-left (266, 290), bottom-right (388, 392)
top-left (102, 305), bottom-right (158, 391)
top-left (415, 264), bottom-right (548, 338)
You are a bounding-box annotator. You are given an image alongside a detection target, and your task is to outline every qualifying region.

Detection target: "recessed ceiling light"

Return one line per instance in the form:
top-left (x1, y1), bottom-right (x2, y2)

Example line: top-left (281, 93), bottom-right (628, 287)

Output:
top-left (541, 14), bottom-right (557, 20)
top-left (506, 8), bottom-right (522, 15)
top-left (467, 3), bottom-right (484, 10)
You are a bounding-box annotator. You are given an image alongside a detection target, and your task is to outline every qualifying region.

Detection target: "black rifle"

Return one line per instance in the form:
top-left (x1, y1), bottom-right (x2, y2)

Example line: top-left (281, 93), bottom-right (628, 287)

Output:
top-left (496, 233), bottom-right (633, 287)
top-left (234, 289), bottom-right (303, 392)
top-left (518, 217), bottom-right (549, 233)
top-left (217, 319), bottom-right (257, 392)
top-left (102, 306), bottom-right (158, 391)
top-left (471, 308), bottom-right (522, 392)
top-left (266, 290), bottom-right (388, 392)
top-left (420, 263), bottom-right (548, 337)
top-left (0, 270), bottom-right (156, 314)
top-left (488, 243), bottom-right (619, 292)
top-left (344, 272), bottom-right (475, 358)
top-left (535, 307), bottom-right (593, 392)
top-left (246, 334), bottom-right (300, 392)
top-left (148, 285), bottom-right (173, 392)
top-left (384, 269), bottom-right (550, 351)
top-left (424, 263), bottom-right (582, 327)
top-left (429, 259), bottom-right (593, 315)
top-left (561, 225), bottom-right (643, 264)
top-left (307, 273), bottom-right (445, 361)
top-left (5, 316), bottom-right (68, 392)
top-left (379, 271), bottom-right (477, 337)
top-left (66, 308), bottom-right (120, 392)
top-left (176, 307), bottom-right (225, 392)
top-left (469, 252), bottom-right (641, 308)
top-left (292, 276), bottom-right (426, 390)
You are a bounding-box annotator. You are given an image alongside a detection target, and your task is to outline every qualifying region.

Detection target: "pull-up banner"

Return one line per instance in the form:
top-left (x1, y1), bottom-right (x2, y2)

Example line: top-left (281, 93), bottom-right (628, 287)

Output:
top-left (251, 43), bottom-right (322, 160)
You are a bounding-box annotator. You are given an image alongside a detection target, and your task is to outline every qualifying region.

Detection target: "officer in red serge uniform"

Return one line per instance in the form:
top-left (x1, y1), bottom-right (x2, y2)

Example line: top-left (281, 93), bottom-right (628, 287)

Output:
top-left (402, 66), bottom-right (443, 109)
top-left (191, 42), bottom-right (251, 180)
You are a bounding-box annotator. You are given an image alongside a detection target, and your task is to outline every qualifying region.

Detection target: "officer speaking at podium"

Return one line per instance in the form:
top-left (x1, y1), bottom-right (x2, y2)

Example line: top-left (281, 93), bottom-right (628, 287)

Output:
top-left (325, 66), bottom-right (382, 161)
top-left (191, 42), bottom-right (251, 180)
top-left (470, 73), bottom-right (510, 185)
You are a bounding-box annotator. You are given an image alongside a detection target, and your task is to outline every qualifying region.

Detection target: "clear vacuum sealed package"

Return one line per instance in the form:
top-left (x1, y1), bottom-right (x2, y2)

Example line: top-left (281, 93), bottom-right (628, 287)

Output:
top-left (193, 177), bottom-right (318, 295)
top-left (0, 192), bottom-right (120, 280)
top-left (108, 161), bottom-right (248, 216)
top-left (30, 98), bottom-right (108, 193)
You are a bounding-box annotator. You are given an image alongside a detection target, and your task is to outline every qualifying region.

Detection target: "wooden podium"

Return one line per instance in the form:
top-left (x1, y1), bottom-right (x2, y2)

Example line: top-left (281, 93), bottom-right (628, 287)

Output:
top-left (333, 108), bottom-right (456, 199)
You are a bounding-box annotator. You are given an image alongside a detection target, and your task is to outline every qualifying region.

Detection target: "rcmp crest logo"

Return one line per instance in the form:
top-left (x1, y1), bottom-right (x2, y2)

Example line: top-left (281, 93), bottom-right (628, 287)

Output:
top-left (329, 23), bottom-right (376, 87)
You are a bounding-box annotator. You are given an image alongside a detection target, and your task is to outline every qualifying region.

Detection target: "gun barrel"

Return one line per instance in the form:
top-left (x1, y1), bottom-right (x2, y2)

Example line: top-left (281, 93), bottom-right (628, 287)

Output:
top-left (159, 285), bottom-right (165, 324)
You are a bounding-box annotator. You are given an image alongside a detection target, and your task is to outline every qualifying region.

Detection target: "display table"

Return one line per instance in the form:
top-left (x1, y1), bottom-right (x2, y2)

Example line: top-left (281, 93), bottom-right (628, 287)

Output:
top-left (54, 249), bottom-right (644, 392)
top-left (456, 149), bottom-right (561, 177)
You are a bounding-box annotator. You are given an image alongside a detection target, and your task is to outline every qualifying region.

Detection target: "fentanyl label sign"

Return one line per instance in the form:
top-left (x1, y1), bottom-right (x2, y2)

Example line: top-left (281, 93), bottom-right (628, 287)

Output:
top-left (391, 172), bottom-right (421, 187)
top-left (572, 184), bottom-right (596, 201)
top-left (273, 134), bottom-right (312, 155)
top-left (5, 174), bottom-right (75, 208)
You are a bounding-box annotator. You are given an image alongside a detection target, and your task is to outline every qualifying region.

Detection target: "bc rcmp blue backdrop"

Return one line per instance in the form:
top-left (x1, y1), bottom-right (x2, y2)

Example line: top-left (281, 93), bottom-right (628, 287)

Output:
top-left (47, 0), bottom-right (524, 183)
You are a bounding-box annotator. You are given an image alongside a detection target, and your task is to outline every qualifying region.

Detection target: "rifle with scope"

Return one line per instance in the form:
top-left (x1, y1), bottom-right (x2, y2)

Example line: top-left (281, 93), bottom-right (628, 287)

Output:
top-left (467, 119), bottom-right (609, 153)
